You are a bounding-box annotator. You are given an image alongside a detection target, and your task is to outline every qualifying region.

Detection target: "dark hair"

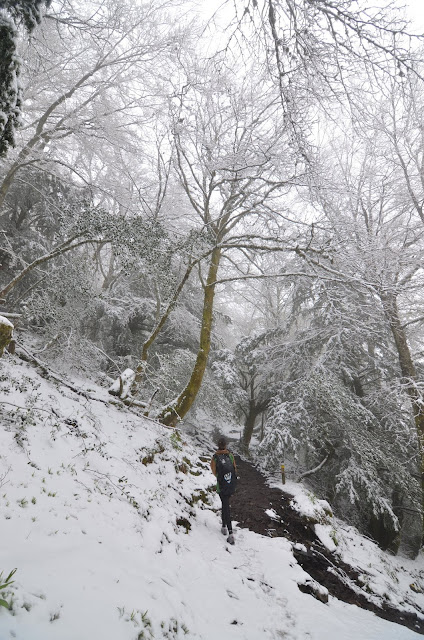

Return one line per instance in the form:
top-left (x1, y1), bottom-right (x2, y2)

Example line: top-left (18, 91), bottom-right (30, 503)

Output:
top-left (217, 437), bottom-right (227, 450)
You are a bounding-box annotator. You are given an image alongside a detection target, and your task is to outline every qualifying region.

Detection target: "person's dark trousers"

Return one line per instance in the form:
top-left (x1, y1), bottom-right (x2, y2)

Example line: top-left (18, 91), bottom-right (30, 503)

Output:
top-left (220, 493), bottom-right (232, 533)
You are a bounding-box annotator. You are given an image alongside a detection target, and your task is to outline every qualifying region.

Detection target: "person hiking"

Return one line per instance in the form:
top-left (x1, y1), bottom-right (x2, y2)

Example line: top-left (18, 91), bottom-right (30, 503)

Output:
top-left (210, 437), bottom-right (238, 545)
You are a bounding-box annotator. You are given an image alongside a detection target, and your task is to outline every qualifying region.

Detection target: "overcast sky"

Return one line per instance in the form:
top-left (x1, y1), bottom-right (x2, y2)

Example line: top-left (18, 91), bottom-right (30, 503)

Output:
top-left (406, 0), bottom-right (424, 30)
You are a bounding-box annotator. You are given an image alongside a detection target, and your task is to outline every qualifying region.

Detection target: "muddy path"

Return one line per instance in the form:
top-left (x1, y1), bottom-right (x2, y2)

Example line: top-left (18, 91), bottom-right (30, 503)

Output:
top-left (230, 456), bottom-right (424, 635)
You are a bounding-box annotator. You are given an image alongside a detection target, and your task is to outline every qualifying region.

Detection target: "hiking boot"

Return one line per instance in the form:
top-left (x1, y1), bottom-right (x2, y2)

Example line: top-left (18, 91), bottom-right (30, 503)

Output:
top-left (227, 533), bottom-right (235, 545)
top-left (221, 526), bottom-right (228, 536)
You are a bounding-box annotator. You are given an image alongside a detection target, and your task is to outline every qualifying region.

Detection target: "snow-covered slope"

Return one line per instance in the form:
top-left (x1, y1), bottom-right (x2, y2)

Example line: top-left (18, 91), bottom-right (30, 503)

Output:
top-left (0, 353), bottom-right (423, 640)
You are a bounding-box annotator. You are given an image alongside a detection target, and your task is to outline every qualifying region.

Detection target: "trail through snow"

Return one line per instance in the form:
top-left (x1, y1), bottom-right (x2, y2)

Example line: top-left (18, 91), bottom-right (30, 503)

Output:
top-left (0, 354), bottom-right (423, 639)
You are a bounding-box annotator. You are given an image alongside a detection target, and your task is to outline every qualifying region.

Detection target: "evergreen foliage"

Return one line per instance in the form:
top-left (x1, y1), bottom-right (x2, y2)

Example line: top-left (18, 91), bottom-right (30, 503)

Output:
top-left (0, 15), bottom-right (20, 156)
top-left (0, 1), bottom-right (47, 31)
top-left (0, 0), bottom-right (50, 156)
top-left (257, 274), bottom-right (422, 553)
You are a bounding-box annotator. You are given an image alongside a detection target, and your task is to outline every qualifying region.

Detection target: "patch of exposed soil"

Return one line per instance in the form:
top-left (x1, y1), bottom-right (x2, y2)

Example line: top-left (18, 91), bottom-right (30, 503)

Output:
top-left (231, 455), bottom-right (424, 635)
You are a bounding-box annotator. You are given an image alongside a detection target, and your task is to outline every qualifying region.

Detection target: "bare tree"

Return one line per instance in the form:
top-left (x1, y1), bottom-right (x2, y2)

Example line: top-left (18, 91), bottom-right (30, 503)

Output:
top-left (229, 1), bottom-right (423, 96)
top-left (0, 0), bottom-right (182, 212)
top-left (157, 61), bottom-right (304, 425)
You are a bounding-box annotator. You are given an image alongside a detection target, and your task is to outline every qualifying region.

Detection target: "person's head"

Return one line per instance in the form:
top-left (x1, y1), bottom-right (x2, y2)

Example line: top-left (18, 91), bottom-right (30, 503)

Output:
top-left (217, 436), bottom-right (227, 450)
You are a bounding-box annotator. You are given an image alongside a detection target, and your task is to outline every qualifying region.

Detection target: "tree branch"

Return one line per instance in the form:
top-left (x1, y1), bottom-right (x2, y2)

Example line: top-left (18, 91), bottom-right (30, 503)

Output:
top-left (297, 453), bottom-right (331, 482)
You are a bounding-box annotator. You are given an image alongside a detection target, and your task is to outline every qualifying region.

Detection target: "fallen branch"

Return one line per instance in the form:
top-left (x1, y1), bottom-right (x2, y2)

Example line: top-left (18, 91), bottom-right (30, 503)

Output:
top-left (33, 333), bottom-right (60, 355)
top-left (297, 453), bottom-right (330, 482)
top-left (122, 398), bottom-right (147, 408)
top-left (16, 343), bottom-right (94, 398)
top-left (0, 236), bottom-right (108, 300)
top-left (14, 342), bottom-right (173, 427)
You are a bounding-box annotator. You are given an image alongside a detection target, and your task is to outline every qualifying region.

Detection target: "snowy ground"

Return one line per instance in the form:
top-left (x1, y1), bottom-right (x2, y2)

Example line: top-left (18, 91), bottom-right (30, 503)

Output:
top-left (1, 353), bottom-right (424, 639)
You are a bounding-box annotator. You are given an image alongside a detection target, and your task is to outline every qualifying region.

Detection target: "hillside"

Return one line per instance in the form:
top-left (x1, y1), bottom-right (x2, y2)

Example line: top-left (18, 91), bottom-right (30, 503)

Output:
top-left (0, 349), bottom-right (424, 640)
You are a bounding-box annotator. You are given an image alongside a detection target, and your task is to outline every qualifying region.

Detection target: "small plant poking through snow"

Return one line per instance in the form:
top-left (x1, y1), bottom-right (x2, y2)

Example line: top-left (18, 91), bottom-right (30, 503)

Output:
top-left (170, 430), bottom-right (182, 451)
top-left (139, 440), bottom-right (165, 465)
top-left (160, 617), bottom-right (189, 638)
top-left (329, 529), bottom-right (338, 547)
top-left (0, 568), bottom-right (16, 609)
top-left (118, 607), bottom-right (153, 637)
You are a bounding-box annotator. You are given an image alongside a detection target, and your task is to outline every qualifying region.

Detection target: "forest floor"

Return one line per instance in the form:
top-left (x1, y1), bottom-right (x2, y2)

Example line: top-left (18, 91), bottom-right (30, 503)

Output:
top-left (231, 455), bottom-right (424, 636)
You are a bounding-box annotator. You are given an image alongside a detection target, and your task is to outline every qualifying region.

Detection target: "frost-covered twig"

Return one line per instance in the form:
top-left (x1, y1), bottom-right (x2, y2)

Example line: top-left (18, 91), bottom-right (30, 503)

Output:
top-left (0, 401), bottom-right (55, 415)
top-left (143, 388), bottom-right (159, 417)
top-left (0, 236), bottom-right (107, 300)
top-left (0, 467), bottom-right (10, 490)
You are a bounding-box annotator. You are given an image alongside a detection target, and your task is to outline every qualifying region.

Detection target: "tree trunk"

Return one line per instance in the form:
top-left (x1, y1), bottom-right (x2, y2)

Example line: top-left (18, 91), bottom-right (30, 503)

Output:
top-left (158, 247), bottom-right (221, 426)
top-left (131, 258), bottom-right (198, 391)
top-left (241, 403), bottom-right (260, 454)
top-left (382, 292), bottom-right (424, 449)
top-left (381, 291), bottom-right (423, 557)
top-left (100, 246), bottom-right (118, 291)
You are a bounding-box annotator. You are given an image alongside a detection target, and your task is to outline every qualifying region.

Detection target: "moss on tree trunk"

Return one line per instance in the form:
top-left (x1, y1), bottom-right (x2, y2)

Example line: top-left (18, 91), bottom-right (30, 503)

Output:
top-left (158, 247), bottom-right (221, 426)
top-left (0, 318), bottom-right (13, 357)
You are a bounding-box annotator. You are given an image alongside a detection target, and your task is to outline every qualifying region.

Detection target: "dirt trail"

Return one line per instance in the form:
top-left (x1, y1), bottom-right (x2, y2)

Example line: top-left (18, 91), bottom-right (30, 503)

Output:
top-left (231, 455), bottom-right (424, 636)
